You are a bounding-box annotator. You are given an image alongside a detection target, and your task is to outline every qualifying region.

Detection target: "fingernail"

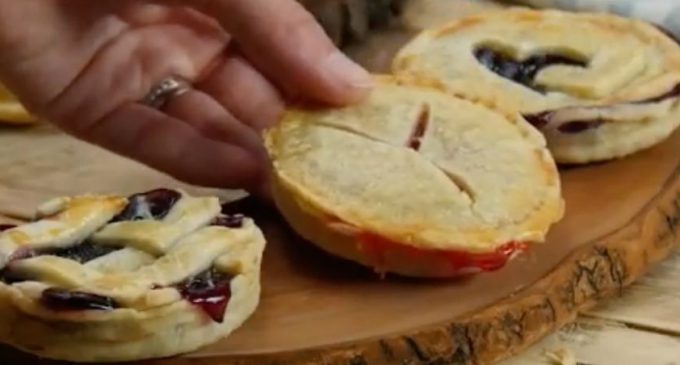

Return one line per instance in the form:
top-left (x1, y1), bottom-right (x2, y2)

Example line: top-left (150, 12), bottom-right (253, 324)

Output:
top-left (323, 51), bottom-right (374, 89)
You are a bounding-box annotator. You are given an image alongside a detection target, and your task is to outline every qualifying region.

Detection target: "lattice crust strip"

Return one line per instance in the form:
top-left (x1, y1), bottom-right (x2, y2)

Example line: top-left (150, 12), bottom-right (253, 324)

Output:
top-left (0, 196), bottom-right (127, 267)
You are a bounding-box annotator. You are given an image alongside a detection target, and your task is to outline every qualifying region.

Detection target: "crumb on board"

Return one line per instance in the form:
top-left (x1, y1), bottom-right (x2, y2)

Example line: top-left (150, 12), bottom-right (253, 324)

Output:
top-left (544, 348), bottom-right (577, 365)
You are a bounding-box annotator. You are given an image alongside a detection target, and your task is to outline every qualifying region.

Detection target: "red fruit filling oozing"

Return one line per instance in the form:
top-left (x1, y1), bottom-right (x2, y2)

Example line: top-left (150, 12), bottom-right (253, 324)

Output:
top-left (176, 268), bottom-right (233, 323)
top-left (357, 233), bottom-right (527, 275)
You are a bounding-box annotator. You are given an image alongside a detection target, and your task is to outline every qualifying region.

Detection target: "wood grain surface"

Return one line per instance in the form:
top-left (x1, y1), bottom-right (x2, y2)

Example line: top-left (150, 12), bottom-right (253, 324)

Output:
top-left (1, 1), bottom-right (680, 364)
top-left (498, 251), bottom-right (680, 365)
top-left (499, 317), bottom-right (680, 365)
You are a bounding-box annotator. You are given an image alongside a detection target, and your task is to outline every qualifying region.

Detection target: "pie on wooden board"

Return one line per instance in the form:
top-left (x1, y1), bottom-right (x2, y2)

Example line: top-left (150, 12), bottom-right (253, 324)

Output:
top-left (265, 76), bottom-right (564, 278)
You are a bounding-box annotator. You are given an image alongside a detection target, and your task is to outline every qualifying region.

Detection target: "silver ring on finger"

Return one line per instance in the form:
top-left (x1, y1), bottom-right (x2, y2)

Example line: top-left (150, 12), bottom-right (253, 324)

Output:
top-left (141, 76), bottom-right (191, 110)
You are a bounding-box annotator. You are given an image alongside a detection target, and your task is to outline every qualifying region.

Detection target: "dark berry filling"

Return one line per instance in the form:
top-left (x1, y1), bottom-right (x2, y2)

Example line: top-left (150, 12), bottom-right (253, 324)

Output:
top-left (212, 214), bottom-right (245, 228)
top-left (221, 195), bottom-right (265, 218)
top-left (41, 288), bottom-right (119, 311)
top-left (0, 224), bottom-right (16, 232)
top-left (0, 270), bottom-right (30, 284)
top-left (523, 112), bottom-right (551, 129)
top-left (176, 268), bottom-right (232, 323)
top-left (0, 248), bottom-right (38, 284)
top-left (474, 47), bottom-right (587, 92)
top-left (0, 251), bottom-right (38, 284)
top-left (1, 189), bottom-right (181, 285)
top-left (33, 189), bottom-right (182, 264)
top-left (1, 189), bottom-right (187, 313)
top-left (523, 82), bottom-right (680, 134)
top-left (637, 83), bottom-right (680, 104)
top-left (112, 188), bottom-right (181, 222)
top-left (41, 240), bottom-right (120, 264)
top-left (407, 104), bottom-right (430, 151)
top-left (557, 120), bottom-right (604, 134)
top-left (0, 242), bottom-right (121, 285)
top-left (1, 188), bottom-right (238, 317)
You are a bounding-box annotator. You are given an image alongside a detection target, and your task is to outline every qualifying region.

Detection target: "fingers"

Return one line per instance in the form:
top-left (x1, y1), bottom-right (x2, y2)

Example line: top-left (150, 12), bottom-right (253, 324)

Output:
top-left (195, 0), bottom-right (373, 105)
top-left (75, 102), bottom-right (265, 190)
top-left (43, 22), bottom-right (277, 191)
top-left (195, 53), bottom-right (284, 131)
top-left (45, 23), bottom-right (228, 130)
top-left (162, 87), bottom-right (266, 158)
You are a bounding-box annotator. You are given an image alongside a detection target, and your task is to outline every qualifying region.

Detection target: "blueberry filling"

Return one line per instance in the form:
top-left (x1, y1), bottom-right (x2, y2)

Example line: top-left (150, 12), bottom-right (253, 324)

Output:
top-left (524, 112), bottom-right (603, 134)
top-left (176, 268), bottom-right (232, 323)
top-left (41, 288), bottom-right (119, 311)
top-left (112, 188), bottom-right (181, 222)
top-left (42, 240), bottom-right (120, 264)
top-left (7, 248), bottom-right (39, 263)
top-left (0, 241), bottom-right (121, 285)
top-left (212, 214), bottom-right (245, 229)
top-left (523, 112), bottom-right (550, 129)
top-left (523, 82), bottom-right (680, 133)
top-left (474, 47), bottom-right (587, 92)
top-left (221, 195), bottom-right (265, 218)
top-left (0, 224), bottom-right (16, 232)
top-left (558, 120), bottom-right (604, 134)
top-left (48, 189), bottom-right (183, 262)
top-left (0, 270), bottom-right (30, 284)
top-left (37, 268), bottom-right (234, 316)
top-left (0, 248), bottom-right (39, 284)
top-left (37, 268), bottom-right (233, 314)
top-left (33, 189), bottom-right (180, 305)
top-left (0, 241), bottom-right (120, 285)
top-left (637, 83), bottom-right (680, 104)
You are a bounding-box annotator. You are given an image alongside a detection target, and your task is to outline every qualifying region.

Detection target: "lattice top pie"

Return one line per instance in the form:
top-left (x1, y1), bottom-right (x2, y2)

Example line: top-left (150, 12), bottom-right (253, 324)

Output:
top-left (393, 9), bottom-right (680, 163)
top-left (0, 189), bottom-right (265, 362)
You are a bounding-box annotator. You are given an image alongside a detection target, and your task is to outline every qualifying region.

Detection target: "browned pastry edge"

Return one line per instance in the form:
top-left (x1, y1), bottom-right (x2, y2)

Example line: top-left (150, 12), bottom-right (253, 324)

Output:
top-left (141, 155), bottom-right (680, 365)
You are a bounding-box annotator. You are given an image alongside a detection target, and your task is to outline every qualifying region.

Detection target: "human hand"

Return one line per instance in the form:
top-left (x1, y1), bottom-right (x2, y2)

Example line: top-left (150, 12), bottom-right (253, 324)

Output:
top-left (0, 0), bottom-right (373, 194)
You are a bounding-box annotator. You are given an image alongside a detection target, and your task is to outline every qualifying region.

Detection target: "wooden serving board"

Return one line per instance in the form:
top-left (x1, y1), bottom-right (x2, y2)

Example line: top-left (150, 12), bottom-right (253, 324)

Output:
top-left (2, 122), bottom-right (680, 365)
top-left (2, 2), bottom-right (680, 364)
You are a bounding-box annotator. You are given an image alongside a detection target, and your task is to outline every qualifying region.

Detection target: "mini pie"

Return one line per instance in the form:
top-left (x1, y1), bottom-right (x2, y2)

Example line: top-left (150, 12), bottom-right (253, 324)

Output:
top-left (393, 9), bottom-right (680, 163)
top-left (0, 189), bottom-right (266, 362)
top-left (265, 77), bottom-right (564, 278)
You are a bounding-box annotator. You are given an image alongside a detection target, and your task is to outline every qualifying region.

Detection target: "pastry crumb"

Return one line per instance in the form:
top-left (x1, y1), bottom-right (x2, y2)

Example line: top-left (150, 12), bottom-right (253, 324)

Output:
top-left (543, 348), bottom-right (577, 365)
